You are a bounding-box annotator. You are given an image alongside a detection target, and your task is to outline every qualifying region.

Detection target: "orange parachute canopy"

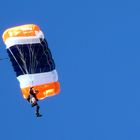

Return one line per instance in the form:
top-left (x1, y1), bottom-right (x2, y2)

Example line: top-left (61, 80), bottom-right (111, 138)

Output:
top-left (2, 24), bottom-right (60, 100)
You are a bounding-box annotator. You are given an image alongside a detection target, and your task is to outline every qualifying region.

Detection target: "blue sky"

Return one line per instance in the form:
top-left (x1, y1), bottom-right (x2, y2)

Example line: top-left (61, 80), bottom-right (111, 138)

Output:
top-left (0, 0), bottom-right (140, 140)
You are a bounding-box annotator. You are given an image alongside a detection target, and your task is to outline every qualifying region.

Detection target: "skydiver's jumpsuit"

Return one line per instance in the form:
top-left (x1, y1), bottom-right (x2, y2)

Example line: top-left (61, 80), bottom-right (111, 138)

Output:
top-left (27, 88), bottom-right (41, 116)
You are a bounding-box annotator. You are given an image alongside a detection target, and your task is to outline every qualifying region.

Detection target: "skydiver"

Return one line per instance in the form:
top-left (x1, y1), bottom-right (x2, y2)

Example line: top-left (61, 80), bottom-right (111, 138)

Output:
top-left (27, 87), bottom-right (42, 117)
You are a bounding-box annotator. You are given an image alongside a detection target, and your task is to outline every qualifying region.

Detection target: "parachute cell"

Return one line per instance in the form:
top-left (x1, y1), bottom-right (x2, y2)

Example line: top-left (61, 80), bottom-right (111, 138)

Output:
top-left (2, 24), bottom-right (60, 100)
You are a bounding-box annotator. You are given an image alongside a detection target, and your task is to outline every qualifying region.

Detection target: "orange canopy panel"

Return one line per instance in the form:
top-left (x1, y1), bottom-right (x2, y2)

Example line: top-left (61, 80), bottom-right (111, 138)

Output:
top-left (2, 24), bottom-right (40, 42)
top-left (21, 81), bottom-right (60, 100)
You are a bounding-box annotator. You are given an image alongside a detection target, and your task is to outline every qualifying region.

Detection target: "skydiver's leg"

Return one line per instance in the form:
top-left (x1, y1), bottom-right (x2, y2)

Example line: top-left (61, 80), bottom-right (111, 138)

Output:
top-left (35, 104), bottom-right (42, 117)
top-left (36, 105), bottom-right (40, 114)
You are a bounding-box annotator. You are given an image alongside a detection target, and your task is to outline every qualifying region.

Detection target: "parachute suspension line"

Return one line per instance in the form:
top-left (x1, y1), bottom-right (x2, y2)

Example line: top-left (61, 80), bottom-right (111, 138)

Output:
top-left (34, 42), bottom-right (40, 73)
top-left (34, 42), bottom-right (43, 72)
top-left (32, 44), bottom-right (37, 73)
top-left (34, 41), bottom-right (45, 72)
top-left (43, 40), bottom-right (56, 81)
top-left (44, 40), bottom-right (55, 81)
top-left (35, 40), bottom-right (52, 72)
top-left (44, 39), bottom-right (55, 69)
top-left (28, 44), bottom-right (32, 73)
top-left (19, 44), bottom-right (32, 84)
top-left (31, 44), bottom-right (35, 74)
top-left (15, 44), bottom-right (29, 74)
top-left (41, 42), bottom-right (51, 72)
top-left (28, 43), bottom-right (36, 74)
top-left (34, 45), bottom-right (43, 72)
top-left (8, 47), bottom-right (25, 75)
top-left (28, 44), bottom-right (35, 73)
top-left (43, 40), bottom-right (54, 70)
top-left (28, 43), bottom-right (34, 85)
top-left (28, 43), bottom-right (40, 86)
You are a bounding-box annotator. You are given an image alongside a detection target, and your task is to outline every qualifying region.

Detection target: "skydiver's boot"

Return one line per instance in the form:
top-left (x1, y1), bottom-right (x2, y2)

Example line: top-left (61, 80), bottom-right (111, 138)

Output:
top-left (36, 113), bottom-right (42, 117)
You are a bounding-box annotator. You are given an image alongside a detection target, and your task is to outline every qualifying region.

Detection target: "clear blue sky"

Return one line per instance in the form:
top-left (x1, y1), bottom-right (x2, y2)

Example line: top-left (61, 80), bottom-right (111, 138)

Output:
top-left (0, 0), bottom-right (140, 140)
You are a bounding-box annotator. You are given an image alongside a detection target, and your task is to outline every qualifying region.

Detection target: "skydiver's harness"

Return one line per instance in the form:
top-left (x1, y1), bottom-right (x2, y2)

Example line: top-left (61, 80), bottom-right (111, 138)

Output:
top-left (27, 89), bottom-right (38, 107)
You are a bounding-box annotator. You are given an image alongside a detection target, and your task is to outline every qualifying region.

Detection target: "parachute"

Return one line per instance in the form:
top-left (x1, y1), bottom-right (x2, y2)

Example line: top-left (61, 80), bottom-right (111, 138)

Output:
top-left (2, 24), bottom-right (60, 100)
